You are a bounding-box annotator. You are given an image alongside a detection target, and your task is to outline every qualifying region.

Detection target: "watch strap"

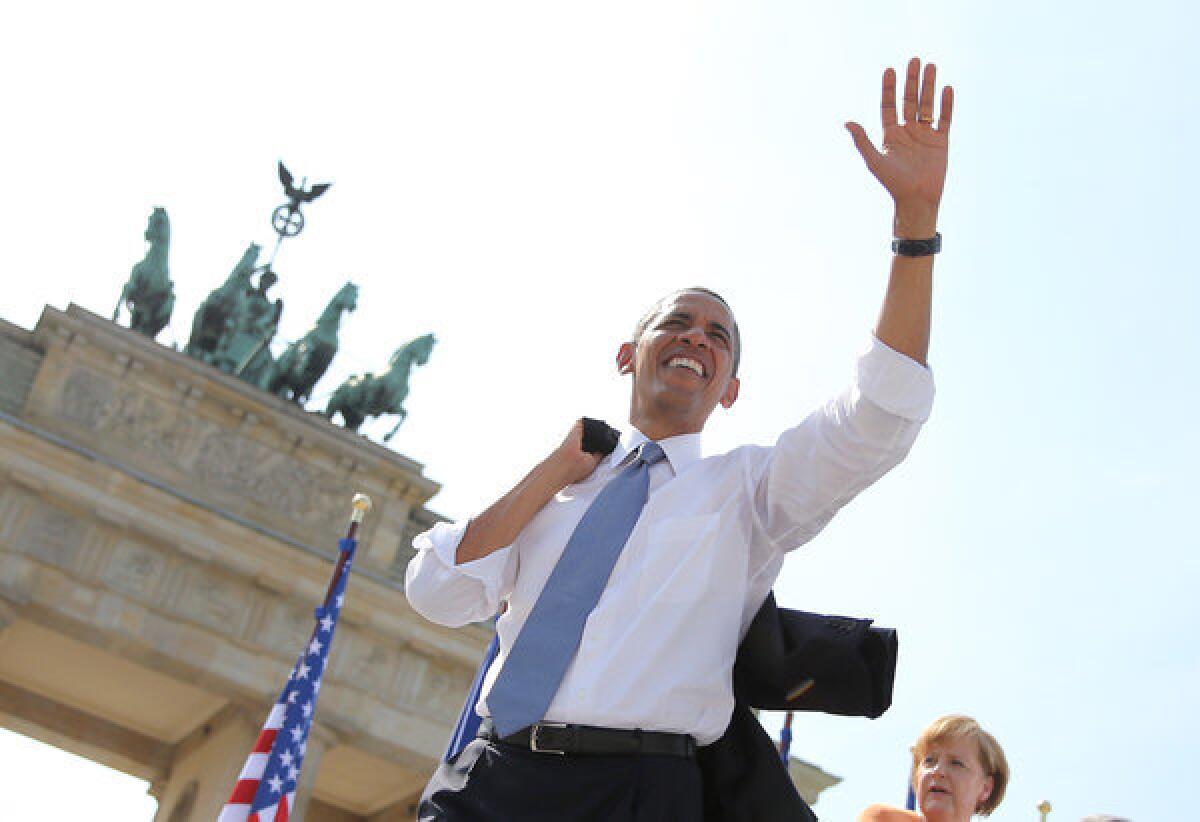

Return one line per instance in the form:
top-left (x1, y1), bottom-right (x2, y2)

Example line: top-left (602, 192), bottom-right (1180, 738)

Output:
top-left (891, 233), bottom-right (942, 257)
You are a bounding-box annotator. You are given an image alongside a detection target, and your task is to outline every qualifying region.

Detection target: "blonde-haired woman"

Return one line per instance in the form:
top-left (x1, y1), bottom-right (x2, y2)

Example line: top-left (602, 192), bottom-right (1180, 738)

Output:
top-left (859, 715), bottom-right (1009, 822)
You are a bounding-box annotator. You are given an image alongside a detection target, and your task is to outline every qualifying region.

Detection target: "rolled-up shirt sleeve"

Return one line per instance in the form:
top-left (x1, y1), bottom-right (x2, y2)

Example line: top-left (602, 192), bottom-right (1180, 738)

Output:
top-left (404, 520), bottom-right (516, 627)
top-left (752, 335), bottom-right (935, 552)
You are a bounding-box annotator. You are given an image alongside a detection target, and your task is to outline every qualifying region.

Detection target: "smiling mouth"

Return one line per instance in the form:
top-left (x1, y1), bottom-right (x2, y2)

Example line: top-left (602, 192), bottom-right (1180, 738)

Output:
top-left (666, 356), bottom-right (705, 377)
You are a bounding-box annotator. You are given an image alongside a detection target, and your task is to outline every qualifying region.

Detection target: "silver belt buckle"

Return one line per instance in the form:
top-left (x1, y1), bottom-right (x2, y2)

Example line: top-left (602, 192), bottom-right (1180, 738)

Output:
top-left (529, 722), bottom-right (569, 755)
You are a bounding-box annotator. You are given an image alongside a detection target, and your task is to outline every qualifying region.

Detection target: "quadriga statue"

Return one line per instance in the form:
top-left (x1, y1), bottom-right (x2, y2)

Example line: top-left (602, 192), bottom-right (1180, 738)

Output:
top-left (325, 333), bottom-right (436, 441)
top-left (263, 281), bottom-right (358, 403)
top-left (185, 243), bottom-right (260, 365)
top-left (113, 207), bottom-right (175, 339)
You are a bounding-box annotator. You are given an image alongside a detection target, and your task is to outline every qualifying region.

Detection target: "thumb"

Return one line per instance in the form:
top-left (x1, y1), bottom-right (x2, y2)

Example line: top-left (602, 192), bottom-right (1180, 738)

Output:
top-left (844, 122), bottom-right (881, 168)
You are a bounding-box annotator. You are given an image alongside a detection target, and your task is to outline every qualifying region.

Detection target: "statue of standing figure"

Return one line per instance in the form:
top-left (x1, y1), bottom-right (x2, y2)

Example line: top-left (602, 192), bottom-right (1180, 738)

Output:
top-left (113, 207), bottom-right (175, 339)
top-left (185, 243), bottom-right (260, 365)
top-left (263, 281), bottom-right (358, 403)
top-left (213, 266), bottom-right (283, 382)
top-left (324, 333), bottom-right (436, 440)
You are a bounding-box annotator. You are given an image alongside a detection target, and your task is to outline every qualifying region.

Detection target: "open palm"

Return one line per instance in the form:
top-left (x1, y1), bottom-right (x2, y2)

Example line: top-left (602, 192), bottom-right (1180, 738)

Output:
top-left (847, 58), bottom-right (953, 211)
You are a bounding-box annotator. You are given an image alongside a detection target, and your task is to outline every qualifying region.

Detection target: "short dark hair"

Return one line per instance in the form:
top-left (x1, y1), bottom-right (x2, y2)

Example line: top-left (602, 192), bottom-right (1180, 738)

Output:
top-left (632, 287), bottom-right (741, 376)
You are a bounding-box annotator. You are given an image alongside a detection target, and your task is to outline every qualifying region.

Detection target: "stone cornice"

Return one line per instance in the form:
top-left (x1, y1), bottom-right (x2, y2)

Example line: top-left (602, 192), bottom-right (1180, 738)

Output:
top-left (36, 304), bottom-right (441, 505)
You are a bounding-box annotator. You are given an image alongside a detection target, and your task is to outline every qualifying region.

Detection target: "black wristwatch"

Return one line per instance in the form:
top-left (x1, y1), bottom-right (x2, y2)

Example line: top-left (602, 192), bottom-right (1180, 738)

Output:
top-left (891, 233), bottom-right (942, 257)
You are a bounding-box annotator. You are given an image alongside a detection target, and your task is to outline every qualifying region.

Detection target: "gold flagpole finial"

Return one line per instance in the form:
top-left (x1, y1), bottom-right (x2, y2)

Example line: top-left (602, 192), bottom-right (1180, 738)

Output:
top-left (1037, 800), bottom-right (1052, 821)
top-left (351, 494), bottom-right (373, 523)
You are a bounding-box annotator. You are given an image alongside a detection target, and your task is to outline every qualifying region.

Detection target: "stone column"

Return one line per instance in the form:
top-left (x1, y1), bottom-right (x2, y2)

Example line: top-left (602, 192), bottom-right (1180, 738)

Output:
top-left (291, 725), bottom-right (337, 821)
top-left (152, 706), bottom-right (260, 822)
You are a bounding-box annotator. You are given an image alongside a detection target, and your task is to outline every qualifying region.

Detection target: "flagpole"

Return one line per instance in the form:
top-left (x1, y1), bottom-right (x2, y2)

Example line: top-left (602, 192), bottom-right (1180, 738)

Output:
top-left (219, 492), bottom-right (373, 822)
top-left (322, 493), bottom-right (371, 607)
top-left (778, 710), bottom-right (794, 762)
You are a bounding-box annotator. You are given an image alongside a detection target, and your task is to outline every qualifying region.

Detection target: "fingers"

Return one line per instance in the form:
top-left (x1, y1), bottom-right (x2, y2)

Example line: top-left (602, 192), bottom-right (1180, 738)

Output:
top-left (845, 122), bottom-right (881, 170)
top-left (936, 85), bottom-right (954, 134)
top-left (918, 62), bottom-right (937, 124)
top-left (902, 57), bottom-right (919, 124)
top-left (881, 67), bottom-right (898, 128)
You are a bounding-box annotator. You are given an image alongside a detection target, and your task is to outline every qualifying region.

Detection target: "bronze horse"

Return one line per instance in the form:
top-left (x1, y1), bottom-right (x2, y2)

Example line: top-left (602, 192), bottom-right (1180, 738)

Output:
top-left (325, 333), bottom-right (436, 440)
top-left (113, 207), bottom-right (175, 339)
top-left (264, 282), bottom-right (358, 403)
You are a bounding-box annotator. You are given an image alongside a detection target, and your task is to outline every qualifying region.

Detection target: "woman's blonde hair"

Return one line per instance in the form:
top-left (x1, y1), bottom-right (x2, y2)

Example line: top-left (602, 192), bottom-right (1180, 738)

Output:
top-left (910, 715), bottom-right (1009, 816)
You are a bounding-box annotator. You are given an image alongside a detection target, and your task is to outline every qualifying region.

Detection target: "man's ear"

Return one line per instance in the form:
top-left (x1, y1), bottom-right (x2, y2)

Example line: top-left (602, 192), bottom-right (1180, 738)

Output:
top-left (616, 343), bottom-right (635, 375)
top-left (719, 376), bottom-right (740, 409)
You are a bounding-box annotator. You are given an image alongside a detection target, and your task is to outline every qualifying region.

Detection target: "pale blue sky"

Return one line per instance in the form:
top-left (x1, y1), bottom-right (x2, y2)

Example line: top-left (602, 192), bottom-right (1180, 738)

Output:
top-left (2, 1), bottom-right (1197, 819)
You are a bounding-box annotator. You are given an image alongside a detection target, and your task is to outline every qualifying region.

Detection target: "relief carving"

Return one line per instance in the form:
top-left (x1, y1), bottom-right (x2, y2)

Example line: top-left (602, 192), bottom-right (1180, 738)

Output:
top-left (55, 367), bottom-right (348, 537)
top-left (418, 661), bottom-right (470, 721)
top-left (103, 539), bottom-right (167, 600)
top-left (334, 633), bottom-right (397, 696)
top-left (0, 486), bottom-right (34, 542)
top-left (59, 369), bottom-right (117, 429)
top-left (20, 504), bottom-right (87, 571)
top-left (58, 368), bottom-right (192, 462)
top-left (190, 435), bottom-right (345, 528)
top-left (263, 600), bottom-right (318, 656)
top-left (175, 567), bottom-right (251, 637)
top-left (388, 649), bottom-right (425, 708)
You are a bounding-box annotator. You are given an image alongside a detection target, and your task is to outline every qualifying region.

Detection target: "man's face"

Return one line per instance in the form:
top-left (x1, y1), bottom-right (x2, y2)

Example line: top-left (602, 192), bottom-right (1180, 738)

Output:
top-left (914, 736), bottom-right (993, 821)
top-left (618, 290), bottom-right (740, 437)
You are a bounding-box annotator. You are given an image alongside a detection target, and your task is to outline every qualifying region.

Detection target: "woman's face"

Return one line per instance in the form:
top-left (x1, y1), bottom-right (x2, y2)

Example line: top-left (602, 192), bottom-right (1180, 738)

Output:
top-left (914, 735), bottom-right (994, 820)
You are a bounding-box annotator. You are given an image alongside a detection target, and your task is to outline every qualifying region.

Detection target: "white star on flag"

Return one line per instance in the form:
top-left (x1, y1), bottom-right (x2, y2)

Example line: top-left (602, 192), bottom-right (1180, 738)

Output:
top-left (321, 614), bottom-right (335, 632)
top-left (297, 662), bottom-right (311, 679)
top-left (309, 637), bottom-right (323, 655)
top-left (291, 726), bottom-right (304, 743)
top-left (268, 774), bottom-right (284, 794)
top-left (336, 593), bottom-right (344, 607)
top-left (302, 701), bottom-right (314, 718)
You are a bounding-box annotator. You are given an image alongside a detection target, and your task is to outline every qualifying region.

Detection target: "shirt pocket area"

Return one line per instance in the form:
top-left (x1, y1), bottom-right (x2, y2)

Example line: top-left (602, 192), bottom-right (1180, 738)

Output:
top-left (635, 513), bottom-right (726, 605)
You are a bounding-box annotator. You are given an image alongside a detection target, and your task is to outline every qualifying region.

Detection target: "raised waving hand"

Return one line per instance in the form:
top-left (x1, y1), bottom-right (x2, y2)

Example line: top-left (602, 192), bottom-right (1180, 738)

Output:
top-left (846, 57), bottom-right (953, 230)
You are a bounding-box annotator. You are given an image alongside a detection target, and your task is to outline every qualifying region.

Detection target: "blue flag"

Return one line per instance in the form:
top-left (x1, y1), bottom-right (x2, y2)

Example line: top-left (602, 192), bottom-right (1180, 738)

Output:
top-left (778, 711), bottom-right (794, 763)
top-left (444, 630), bottom-right (499, 761)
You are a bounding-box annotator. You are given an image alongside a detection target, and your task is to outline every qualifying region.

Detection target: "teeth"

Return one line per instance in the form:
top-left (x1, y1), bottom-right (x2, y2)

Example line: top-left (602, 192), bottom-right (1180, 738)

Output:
top-left (667, 357), bottom-right (704, 377)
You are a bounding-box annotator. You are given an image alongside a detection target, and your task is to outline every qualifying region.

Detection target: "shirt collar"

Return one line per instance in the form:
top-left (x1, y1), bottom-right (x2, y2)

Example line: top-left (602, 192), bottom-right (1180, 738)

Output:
top-left (614, 427), bottom-right (703, 474)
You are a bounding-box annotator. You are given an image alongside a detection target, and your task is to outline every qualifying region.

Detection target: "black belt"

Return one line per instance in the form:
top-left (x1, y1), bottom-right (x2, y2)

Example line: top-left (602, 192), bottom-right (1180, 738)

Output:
top-left (479, 719), bottom-right (697, 759)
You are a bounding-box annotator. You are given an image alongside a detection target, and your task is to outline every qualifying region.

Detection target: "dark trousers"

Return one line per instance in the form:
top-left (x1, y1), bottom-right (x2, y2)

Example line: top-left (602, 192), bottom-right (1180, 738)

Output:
top-left (419, 737), bottom-right (703, 821)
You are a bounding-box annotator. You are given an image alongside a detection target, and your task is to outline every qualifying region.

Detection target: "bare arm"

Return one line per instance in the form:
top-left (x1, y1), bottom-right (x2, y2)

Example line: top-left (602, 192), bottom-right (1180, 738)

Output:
top-left (455, 419), bottom-right (604, 564)
top-left (846, 57), bottom-right (954, 366)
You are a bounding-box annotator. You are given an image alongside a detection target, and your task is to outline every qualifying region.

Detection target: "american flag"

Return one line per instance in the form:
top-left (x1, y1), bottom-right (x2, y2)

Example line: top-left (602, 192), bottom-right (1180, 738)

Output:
top-left (218, 536), bottom-right (357, 822)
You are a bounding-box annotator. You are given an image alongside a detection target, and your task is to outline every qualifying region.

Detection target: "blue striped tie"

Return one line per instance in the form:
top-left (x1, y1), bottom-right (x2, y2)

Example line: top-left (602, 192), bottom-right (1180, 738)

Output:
top-left (488, 441), bottom-right (666, 737)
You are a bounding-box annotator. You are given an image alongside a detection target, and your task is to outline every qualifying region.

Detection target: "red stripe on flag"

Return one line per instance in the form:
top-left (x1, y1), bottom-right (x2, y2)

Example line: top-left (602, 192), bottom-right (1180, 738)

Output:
top-left (228, 779), bottom-right (261, 805)
top-left (252, 729), bottom-right (278, 754)
top-left (277, 795), bottom-right (290, 821)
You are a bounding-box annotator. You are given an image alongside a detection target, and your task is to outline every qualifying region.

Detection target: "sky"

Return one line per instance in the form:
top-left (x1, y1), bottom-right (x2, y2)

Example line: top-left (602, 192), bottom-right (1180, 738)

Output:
top-left (2, 1), bottom-right (1197, 819)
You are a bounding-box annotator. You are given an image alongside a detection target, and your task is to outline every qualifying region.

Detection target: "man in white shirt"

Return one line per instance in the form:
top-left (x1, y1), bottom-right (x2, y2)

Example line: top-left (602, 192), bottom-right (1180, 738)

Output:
top-left (407, 56), bottom-right (952, 821)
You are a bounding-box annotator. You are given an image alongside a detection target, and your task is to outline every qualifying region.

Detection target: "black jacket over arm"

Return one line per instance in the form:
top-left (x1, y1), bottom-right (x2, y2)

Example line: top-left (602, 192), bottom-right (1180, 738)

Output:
top-left (697, 593), bottom-right (899, 822)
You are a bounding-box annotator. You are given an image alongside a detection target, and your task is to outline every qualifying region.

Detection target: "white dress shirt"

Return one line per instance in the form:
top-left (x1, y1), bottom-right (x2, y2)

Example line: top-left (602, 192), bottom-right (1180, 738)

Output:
top-left (405, 337), bottom-right (933, 745)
